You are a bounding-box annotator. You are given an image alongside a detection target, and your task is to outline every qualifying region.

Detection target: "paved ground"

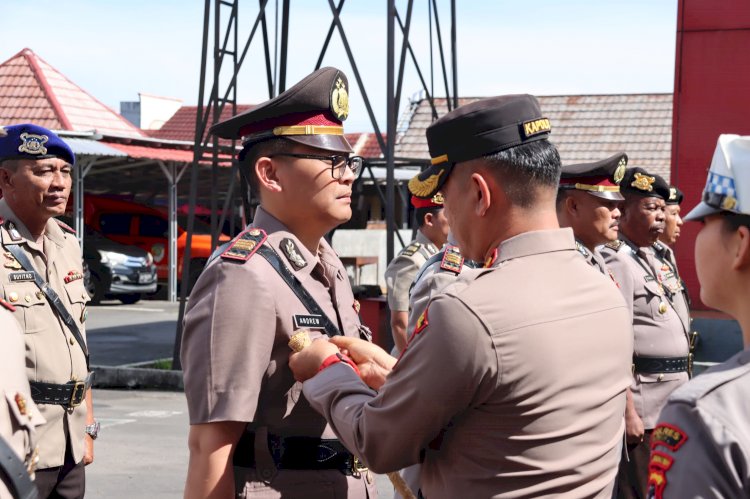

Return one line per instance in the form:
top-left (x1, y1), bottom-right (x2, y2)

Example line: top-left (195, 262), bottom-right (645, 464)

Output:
top-left (87, 389), bottom-right (393, 498)
top-left (87, 299), bottom-right (180, 366)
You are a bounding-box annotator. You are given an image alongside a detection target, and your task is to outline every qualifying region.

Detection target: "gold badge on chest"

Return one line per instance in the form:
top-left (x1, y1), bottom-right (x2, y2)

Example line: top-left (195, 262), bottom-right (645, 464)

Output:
top-left (3, 252), bottom-right (22, 270)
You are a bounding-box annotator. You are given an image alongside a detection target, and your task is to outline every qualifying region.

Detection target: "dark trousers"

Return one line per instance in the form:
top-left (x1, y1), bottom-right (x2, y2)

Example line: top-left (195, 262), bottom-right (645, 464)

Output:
top-left (34, 443), bottom-right (85, 499)
top-left (616, 429), bottom-right (652, 499)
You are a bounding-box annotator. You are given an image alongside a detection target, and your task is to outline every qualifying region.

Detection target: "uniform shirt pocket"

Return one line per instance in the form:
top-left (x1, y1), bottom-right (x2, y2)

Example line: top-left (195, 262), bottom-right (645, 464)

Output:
top-left (3, 283), bottom-right (47, 333)
top-left (64, 280), bottom-right (90, 327)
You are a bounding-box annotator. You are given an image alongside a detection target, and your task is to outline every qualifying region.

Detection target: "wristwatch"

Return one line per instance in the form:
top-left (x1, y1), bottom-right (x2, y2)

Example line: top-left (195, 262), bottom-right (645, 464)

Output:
top-left (84, 420), bottom-right (100, 440)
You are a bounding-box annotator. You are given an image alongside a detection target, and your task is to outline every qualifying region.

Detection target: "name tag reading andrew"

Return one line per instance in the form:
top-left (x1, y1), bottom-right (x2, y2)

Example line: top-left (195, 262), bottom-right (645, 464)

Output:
top-left (8, 272), bottom-right (35, 282)
top-left (293, 314), bottom-right (325, 330)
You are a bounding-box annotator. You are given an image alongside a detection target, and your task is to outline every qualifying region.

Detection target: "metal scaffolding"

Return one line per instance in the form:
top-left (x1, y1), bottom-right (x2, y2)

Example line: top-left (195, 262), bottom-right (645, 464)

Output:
top-left (173, 0), bottom-right (458, 367)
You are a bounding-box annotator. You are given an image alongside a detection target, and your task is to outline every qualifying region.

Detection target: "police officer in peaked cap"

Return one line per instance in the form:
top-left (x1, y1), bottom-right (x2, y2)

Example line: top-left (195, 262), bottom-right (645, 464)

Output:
top-left (0, 124), bottom-right (96, 499)
top-left (181, 67), bottom-right (377, 498)
top-left (289, 94), bottom-right (632, 498)
top-left (557, 152), bottom-right (626, 276)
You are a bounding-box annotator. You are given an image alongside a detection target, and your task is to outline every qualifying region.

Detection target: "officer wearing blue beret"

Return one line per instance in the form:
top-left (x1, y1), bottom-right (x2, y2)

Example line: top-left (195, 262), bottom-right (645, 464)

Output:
top-left (0, 124), bottom-right (96, 499)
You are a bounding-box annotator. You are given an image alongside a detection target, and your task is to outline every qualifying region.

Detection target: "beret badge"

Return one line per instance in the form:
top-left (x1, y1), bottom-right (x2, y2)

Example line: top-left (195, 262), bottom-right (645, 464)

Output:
top-left (18, 132), bottom-right (49, 156)
top-left (631, 172), bottom-right (655, 192)
top-left (331, 77), bottom-right (349, 121)
top-left (614, 158), bottom-right (627, 184)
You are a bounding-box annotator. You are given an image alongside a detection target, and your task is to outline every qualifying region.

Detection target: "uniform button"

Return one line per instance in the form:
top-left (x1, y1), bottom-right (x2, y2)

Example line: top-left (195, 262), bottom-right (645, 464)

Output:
top-left (69, 337), bottom-right (75, 345)
top-left (8, 292), bottom-right (18, 303)
top-left (24, 294), bottom-right (31, 302)
top-left (657, 374), bottom-right (664, 381)
top-left (82, 293), bottom-right (87, 300)
top-left (658, 302), bottom-right (668, 314)
top-left (36, 291), bottom-right (44, 299)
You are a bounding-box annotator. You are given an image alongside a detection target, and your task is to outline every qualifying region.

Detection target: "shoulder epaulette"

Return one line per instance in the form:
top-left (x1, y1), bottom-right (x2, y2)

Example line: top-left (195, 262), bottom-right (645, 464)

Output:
top-left (439, 245), bottom-right (464, 274)
top-left (401, 242), bottom-right (421, 257)
top-left (652, 241), bottom-right (665, 254)
top-left (668, 352), bottom-right (750, 407)
top-left (220, 228), bottom-right (267, 261)
top-left (605, 239), bottom-right (625, 251)
top-left (0, 297), bottom-right (15, 312)
top-left (55, 219), bottom-right (76, 235)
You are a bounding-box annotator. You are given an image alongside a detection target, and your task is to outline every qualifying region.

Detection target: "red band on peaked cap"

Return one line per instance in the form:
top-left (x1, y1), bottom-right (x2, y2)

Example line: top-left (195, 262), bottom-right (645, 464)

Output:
top-left (238, 110), bottom-right (341, 138)
top-left (411, 195), bottom-right (443, 209)
top-left (559, 175), bottom-right (618, 187)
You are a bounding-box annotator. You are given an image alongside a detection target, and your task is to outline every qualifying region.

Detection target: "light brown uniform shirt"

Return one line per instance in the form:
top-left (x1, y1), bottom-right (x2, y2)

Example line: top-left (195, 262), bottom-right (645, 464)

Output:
top-left (1, 308), bottom-right (44, 499)
top-left (601, 236), bottom-right (690, 429)
top-left (648, 348), bottom-right (750, 498)
top-left (0, 199), bottom-right (89, 469)
top-left (181, 207), bottom-right (375, 498)
top-left (384, 231), bottom-right (438, 312)
top-left (304, 228), bottom-right (633, 498)
top-left (648, 242), bottom-right (691, 334)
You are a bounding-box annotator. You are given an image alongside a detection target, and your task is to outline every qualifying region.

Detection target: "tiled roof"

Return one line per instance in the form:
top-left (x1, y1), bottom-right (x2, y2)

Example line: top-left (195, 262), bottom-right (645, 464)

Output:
top-left (347, 132), bottom-right (386, 159)
top-left (147, 104), bottom-right (256, 145)
top-left (0, 48), bottom-right (145, 138)
top-left (395, 94), bottom-right (674, 180)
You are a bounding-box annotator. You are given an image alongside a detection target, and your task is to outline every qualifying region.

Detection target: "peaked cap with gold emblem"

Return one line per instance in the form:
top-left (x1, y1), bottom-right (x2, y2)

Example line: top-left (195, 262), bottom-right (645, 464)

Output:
top-left (211, 67), bottom-right (353, 157)
top-left (408, 94), bottom-right (551, 199)
top-left (619, 167), bottom-right (670, 200)
top-left (0, 123), bottom-right (75, 165)
top-left (559, 152), bottom-right (627, 201)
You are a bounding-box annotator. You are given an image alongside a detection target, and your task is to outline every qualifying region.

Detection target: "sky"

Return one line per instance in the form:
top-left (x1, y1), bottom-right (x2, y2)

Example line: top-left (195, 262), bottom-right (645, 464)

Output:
top-left (0, 0), bottom-right (678, 133)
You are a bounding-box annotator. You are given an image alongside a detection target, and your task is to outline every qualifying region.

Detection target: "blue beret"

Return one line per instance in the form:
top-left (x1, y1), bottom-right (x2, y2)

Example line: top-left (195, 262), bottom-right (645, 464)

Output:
top-left (0, 123), bottom-right (75, 166)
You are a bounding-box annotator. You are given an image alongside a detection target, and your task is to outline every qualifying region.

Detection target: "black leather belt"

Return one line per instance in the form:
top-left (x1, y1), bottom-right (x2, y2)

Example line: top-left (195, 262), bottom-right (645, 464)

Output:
top-left (233, 431), bottom-right (367, 476)
top-left (30, 374), bottom-right (93, 408)
top-left (633, 356), bottom-right (689, 374)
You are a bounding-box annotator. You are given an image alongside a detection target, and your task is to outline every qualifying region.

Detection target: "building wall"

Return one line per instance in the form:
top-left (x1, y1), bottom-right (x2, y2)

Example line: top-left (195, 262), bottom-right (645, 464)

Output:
top-left (672, 0), bottom-right (750, 309)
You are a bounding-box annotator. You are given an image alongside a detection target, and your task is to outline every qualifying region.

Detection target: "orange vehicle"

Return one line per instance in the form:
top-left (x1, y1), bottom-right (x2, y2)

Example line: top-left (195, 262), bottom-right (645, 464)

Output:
top-left (71, 195), bottom-right (228, 288)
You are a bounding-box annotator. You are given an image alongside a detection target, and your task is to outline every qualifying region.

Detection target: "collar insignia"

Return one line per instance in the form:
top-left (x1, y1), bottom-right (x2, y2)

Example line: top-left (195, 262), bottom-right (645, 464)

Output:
top-left (281, 238), bottom-right (307, 270)
top-left (18, 132), bottom-right (49, 156)
top-left (331, 76), bottom-right (349, 120)
top-left (631, 172), bottom-right (655, 192)
top-left (5, 221), bottom-right (22, 242)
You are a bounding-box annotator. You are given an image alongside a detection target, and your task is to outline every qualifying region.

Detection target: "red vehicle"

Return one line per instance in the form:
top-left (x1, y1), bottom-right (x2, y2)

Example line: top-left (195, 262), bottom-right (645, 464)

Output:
top-left (71, 195), bottom-right (228, 288)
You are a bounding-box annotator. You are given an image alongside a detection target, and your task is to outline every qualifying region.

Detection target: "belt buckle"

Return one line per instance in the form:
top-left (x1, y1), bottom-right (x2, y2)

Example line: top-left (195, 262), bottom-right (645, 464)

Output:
top-left (69, 380), bottom-right (86, 408)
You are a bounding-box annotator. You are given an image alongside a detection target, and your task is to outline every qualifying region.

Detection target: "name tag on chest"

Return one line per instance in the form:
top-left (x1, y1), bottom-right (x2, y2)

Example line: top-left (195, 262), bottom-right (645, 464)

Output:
top-left (293, 314), bottom-right (326, 330)
top-left (8, 271), bottom-right (35, 282)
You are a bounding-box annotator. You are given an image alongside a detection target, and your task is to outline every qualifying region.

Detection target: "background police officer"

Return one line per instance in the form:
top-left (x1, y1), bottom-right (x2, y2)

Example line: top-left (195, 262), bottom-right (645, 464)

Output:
top-left (384, 194), bottom-right (448, 354)
top-left (647, 134), bottom-right (750, 498)
top-left (181, 67), bottom-right (375, 498)
top-left (0, 124), bottom-right (95, 499)
top-left (600, 167), bottom-right (689, 499)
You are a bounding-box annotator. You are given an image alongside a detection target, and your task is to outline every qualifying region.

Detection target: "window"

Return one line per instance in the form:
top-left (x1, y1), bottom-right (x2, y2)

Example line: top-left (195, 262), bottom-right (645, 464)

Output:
top-left (99, 214), bottom-right (132, 236)
top-left (139, 215), bottom-right (168, 238)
